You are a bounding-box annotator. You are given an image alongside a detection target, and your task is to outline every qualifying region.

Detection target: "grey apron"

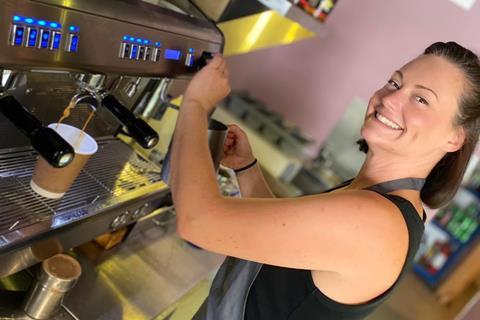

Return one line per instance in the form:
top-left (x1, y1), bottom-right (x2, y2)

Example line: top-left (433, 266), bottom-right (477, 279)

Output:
top-left (192, 178), bottom-right (425, 320)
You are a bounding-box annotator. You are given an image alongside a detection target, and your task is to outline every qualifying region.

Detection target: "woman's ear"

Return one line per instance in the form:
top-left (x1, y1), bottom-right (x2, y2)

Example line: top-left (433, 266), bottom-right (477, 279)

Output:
top-left (444, 126), bottom-right (466, 152)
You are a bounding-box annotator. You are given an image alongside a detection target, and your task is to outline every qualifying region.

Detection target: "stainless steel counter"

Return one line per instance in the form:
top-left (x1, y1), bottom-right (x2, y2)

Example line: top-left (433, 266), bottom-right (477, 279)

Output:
top-left (63, 211), bottom-right (224, 320)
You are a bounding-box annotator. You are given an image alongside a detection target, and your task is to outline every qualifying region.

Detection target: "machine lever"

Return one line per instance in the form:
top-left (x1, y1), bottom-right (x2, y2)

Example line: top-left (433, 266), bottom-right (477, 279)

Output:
top-left (0, 95), bottom-right (74, 167)
top-left (196, 51), bottom-right (215, 71)
top-left (101, 94), bottom-right (159, 149)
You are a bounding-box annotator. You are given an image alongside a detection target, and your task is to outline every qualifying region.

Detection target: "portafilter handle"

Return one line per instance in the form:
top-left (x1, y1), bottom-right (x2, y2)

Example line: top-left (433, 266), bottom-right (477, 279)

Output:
top-left (0, 95), bottom-right (74, 168)
top-left (101, 94), bottom-right (159, 149)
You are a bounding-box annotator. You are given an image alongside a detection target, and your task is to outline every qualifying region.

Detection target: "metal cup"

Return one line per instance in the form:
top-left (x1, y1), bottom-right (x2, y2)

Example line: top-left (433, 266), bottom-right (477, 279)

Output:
top-left (207, 119), bottom-right (228, 172)
top-left (161, 118), bottom-right (228, 185)
top-left (23, 254), bottom-right (82, 320)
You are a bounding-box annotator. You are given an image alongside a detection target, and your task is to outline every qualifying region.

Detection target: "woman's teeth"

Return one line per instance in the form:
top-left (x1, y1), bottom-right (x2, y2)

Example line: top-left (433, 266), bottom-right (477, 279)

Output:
top-left (375, 112), bottom-right (402, 130)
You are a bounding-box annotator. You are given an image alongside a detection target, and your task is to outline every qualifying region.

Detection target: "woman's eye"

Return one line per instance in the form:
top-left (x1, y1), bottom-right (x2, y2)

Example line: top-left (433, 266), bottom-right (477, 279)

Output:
top-left (415, 96), bottom-right (429, 106)
top-left (387, 80), bottom-right (400, 90)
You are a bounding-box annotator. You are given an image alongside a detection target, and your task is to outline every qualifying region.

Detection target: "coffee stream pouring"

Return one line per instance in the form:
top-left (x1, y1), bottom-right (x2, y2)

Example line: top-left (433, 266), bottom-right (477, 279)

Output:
top-left (67, 74), bottom-right (160, 150)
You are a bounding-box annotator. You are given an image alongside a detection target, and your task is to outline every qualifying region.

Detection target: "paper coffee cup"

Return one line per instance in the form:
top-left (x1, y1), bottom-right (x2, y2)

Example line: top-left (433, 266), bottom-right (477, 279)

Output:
top-left (31, 123), bottom-right (98, 199)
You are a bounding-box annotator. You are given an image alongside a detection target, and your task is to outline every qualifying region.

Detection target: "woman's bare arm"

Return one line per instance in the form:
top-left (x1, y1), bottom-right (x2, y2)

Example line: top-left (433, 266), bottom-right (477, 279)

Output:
top-left (235, 163), bottom-right (275, 198)
top-left (170, 56), bottom-right (408, 277)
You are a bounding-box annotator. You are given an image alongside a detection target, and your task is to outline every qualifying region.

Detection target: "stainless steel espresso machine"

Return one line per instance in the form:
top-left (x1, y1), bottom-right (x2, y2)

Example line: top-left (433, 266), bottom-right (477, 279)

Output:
top-left (0, 0), bottom-right (223, 318)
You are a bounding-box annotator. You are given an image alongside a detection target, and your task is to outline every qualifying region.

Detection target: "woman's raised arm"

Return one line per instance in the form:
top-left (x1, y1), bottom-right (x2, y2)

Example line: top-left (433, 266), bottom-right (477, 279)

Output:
top-left (170, 55), bottom-right (408, 278)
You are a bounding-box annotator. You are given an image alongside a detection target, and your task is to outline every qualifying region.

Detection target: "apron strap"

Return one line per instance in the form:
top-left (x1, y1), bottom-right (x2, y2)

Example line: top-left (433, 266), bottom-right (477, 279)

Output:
top-left (365, 178), bottom-right (425, 193)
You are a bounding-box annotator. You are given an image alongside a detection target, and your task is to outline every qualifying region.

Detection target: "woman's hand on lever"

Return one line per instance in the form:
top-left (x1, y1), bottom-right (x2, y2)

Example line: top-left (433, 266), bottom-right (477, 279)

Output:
top-left (171, 53), bottom-right (232, 227)
top-left (183, 54), bottom-right (231, 113)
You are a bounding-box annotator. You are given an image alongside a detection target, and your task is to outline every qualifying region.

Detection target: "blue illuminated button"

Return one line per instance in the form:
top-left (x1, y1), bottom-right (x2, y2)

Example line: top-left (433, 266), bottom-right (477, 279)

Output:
top-left (152, 48), bottom-right (161, 62)
top-left (138, 46), bottom-right (146, 60)
top-left (37, 20), bottom-right (47, 26)
top-left (144, 47), bottom-right (151, 61)
top-left (38, 29), bottom-right (51, 48)
top-left (185, 53), bottom-right (195, 67)
top-left (26, 27), bottom-right (38, 47)
top-left (13, 16), bottom-right (22, 23)
top-left (130, 45), bottom-right (139, 59)
top-left (66, 34), bottom-right (79, 52)
top-left (165, 49), bottom-right (181, 61)
top-left (120, 42), bottom-right (131, 58)
top-left (10, 25), bottom-right (25, 46)
top-left (50, 31), bottom-right (61, 50)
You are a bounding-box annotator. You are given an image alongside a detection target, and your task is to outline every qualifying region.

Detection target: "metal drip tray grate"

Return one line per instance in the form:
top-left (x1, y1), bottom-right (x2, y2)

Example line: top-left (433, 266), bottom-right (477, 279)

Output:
top-left (0, 139), bottom-right (162, 236)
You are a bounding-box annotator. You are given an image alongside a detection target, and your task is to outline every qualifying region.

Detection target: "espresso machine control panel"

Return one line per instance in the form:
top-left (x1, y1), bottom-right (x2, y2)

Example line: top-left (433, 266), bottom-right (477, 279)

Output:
top-left (0, 0), bottom-right (224, 279)
top-left (1, 0), bottom-right (223, 77)
top-left (9, 15), bottom-right (78, 52)
top-left (119, 35), bottom-right (197, 68)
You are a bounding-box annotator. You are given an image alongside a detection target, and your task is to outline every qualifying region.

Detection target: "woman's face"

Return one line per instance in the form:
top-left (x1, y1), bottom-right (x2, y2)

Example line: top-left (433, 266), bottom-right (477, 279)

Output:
top-left (361, 54), bottom-right (467, 158)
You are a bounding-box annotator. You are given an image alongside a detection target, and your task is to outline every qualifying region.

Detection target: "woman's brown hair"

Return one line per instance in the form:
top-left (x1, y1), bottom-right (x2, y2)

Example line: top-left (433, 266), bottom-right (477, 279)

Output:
top-left (358, 41), bottom-right (480, 208)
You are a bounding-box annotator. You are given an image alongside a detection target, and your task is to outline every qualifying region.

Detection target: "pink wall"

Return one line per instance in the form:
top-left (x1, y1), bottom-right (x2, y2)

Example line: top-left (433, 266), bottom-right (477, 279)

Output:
top-left (226, 0), bottom-right (480, 151)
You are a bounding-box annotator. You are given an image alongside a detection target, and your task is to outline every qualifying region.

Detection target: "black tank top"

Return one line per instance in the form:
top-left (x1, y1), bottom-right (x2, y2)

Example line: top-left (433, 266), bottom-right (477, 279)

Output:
top-left (245, 181), bottom-right (426, 320)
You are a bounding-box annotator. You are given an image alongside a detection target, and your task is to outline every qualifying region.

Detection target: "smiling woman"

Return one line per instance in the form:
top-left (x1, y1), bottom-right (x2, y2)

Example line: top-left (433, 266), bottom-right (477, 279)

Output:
top-left (359, 42), bottom-right (480, 209)
top-left (169, 42), bottom-right (480, 320)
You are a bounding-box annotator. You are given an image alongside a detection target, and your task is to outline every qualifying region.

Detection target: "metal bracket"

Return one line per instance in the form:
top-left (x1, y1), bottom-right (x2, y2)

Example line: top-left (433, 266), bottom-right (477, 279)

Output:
top-left (74, 73), bottom-right (106, 96)
top-left (141, 78), bottom-right (179, 119)
top-left (0, 70), bottom-right (25, 96)
top-left (69, 92), bottom-right (99, 111)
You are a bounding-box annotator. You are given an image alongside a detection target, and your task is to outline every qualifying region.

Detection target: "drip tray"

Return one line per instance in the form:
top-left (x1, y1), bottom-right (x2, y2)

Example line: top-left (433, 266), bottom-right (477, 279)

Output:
top-left (0, 138), bottom-right (166, 246)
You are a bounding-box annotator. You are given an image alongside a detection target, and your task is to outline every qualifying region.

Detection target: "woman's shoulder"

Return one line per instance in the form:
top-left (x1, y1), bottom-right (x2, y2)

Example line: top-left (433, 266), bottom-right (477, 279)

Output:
top-left (320, 186), bottom-right (422, 219)
top-left (316, 186), bottom-right (409, 213)
top-left (312, 189), bottom-right (412, 261)
top-left (311, 189), bottom-right (412, 287)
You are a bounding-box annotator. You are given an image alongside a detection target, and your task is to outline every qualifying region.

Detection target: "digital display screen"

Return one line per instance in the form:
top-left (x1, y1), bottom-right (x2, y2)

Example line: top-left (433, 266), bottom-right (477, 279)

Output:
top-left (130, 45), bottom-right (139, 59)
top-left (40, 30), bottom-right (50, 48)
top-left (138, 46), bottom-right (145, 60)
top-left (52, 32), bottom-right (61, 49)
top-left (69, 35), bottom-right (79, 52)
top-left (122, 43), bottom-right (131, 58)
top-left (165, 49), bottom-right (181, 61)
top-left (14, 26), bottom-right (24, 46)
top-left (27, 28), bottom-right (38, 47)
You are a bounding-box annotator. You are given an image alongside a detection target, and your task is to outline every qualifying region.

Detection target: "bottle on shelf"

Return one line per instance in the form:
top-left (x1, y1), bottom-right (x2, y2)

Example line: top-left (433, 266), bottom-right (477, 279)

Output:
top-left (419, 240), bottom-right (454, 275)
top-left (291, 0), bottom-right (338, 22)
